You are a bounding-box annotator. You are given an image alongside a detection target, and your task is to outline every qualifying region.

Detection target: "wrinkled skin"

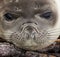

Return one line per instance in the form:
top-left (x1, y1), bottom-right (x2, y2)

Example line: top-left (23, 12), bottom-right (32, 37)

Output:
top-left (0, 0), bottom-right (60, 56)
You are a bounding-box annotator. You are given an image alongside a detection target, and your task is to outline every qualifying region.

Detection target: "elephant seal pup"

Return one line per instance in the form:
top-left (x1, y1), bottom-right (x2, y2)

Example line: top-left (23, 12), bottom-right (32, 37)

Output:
top-left (0, 0), bottom-right (60, 50)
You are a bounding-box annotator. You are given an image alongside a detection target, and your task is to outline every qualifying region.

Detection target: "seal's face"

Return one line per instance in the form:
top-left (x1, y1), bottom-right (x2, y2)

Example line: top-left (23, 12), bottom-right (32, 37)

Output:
top-left (0, 0), bottom-right (60, 50)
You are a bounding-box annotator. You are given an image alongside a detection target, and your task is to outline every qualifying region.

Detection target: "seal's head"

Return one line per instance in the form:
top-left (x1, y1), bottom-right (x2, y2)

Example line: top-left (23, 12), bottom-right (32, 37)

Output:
top-left (0, 0), bottom-right (60, 50)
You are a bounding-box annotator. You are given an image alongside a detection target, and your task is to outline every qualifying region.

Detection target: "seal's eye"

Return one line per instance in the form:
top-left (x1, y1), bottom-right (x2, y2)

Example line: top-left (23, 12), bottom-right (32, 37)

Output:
top-left (4, 13), bottom-right (15, 21)
top-left (40, 12), bottom-right (52, 19)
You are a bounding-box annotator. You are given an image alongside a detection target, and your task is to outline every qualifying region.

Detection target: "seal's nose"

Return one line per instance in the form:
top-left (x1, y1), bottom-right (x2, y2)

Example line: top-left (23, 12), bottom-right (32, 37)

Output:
top-left (26, 26), bottom-right (34, 33)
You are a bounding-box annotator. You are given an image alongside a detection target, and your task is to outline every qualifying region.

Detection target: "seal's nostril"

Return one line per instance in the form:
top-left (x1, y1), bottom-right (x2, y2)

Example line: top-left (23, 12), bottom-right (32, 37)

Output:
top-left (22, 21), bottom-right (32, 25)
top-left (22, 21), bottom-right (37, 25)
top-left (26, 21), bottom-right (32, 23)
top-left (26, 21), bottom-right (37, 25)
top-left (25, 26), bottom-right (33, 32)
